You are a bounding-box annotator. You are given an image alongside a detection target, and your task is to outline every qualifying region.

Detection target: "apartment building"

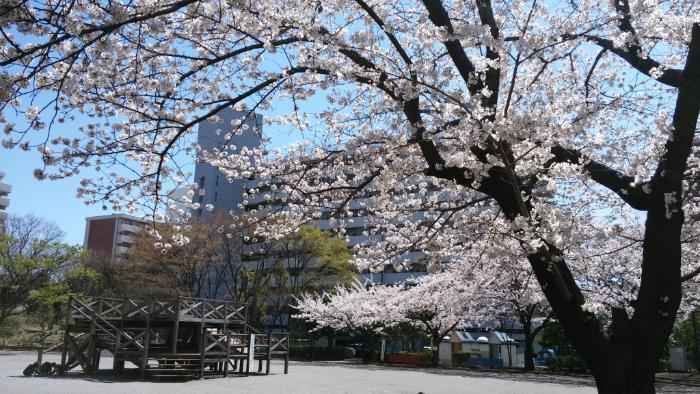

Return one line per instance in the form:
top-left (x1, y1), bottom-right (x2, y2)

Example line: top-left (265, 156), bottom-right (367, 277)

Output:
top-left (0, 171), bottom-right (10, 233)
top-left (242, 176), bottom-right (429, 285)
top-left (83, 214), bottom-right (148, 261)
top-left (193, 107), bottom-right (262, 220)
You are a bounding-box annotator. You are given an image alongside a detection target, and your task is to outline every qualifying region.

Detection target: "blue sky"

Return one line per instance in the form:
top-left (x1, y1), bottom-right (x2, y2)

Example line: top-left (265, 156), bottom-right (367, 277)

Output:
top-left (0, 147), bottom-right (107, 245)
top-left (0, 90), bottom-right (329, 246)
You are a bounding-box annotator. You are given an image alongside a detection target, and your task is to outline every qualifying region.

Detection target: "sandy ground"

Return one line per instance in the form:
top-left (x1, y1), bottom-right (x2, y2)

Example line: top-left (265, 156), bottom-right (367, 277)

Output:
top-left (0, 350), bottom-right (693, 394)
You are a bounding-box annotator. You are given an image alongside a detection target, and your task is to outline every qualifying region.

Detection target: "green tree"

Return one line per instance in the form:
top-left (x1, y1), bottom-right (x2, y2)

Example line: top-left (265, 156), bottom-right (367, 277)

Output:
top-left (213, 222), bottom-right (356, 329)
top-left (266, 225), bottom-right (356, 329)
top-left (0, 214), bottom-right (87, 327)
top-left (119, 215), bottom-right (354, 331)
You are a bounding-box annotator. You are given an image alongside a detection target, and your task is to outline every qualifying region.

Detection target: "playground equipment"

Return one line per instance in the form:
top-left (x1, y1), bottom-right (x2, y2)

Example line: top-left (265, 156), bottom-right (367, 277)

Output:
top-left (28, 295), bottom-right (289, 379)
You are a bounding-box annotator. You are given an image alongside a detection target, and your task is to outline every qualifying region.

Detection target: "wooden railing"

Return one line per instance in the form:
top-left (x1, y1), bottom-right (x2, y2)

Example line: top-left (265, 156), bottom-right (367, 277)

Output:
top-left (68, 296), bottom-right (246, 323)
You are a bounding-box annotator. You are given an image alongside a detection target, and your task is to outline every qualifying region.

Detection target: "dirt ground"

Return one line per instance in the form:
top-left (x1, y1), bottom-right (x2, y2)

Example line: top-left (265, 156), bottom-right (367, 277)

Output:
top-left (0, 350), bottom-right (696, 394)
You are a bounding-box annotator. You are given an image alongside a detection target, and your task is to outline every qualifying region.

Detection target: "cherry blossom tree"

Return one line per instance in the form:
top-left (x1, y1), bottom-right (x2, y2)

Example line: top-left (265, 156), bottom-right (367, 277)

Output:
top-left (477, 262), bottom-right (551, 370)
top-left (295, 281), bottom-right (404, 362)
top-left (1, 1), bottom-right (699, 392)
top-left (395, 272), bottom-right (477, 365)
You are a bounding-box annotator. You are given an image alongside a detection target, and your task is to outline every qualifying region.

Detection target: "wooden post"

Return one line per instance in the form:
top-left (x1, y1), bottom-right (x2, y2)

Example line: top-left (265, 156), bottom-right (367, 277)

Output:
top-left (83, 298), bottom-right (98, 374)
top-left (199, 300), bottom-right (206, 379)
top-left (113, 298), bottom-right (128, 374)
top-left (93, 297), bottom-right (104, 373)
top-left (94, 349), bottom-right (101, 371)
top-left (258, 333), bottom-right (263, 373)
top-left (284, 334), bottom-right (289, 374)
top-left (223, 332), bottom-right (230, 377)
top-left (266, 334), bottom-right (271, 375)
top-left (140, 299), bottom-right (153, 379)
top-left (60, 296), bottom-right (72, 375)
top-left (171, 297), bottom-right (180, 354)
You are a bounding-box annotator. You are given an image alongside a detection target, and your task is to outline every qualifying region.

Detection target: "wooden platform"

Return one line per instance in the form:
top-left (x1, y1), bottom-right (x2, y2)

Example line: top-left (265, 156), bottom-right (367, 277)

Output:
top-left (36, 296), bottom-right (288, 379)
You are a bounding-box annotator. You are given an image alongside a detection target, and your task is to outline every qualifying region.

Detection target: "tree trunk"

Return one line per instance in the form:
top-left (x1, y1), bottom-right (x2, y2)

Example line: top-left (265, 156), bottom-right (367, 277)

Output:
top-left (431, 334), bottom-right (441, 366)
top-left (361, 332), bottom-right (375, 363)
top-left (536, 24), bottom-right (698, 393)
top-left (527, 245), bottom-right (667, 394)
top-left (592, 351), bottom-right (658, 394)
top-left (522, 318), bottom-right (534, 371)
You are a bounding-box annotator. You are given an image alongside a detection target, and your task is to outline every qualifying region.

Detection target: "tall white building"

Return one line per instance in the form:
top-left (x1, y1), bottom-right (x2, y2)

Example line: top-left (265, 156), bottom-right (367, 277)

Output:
top-left (192, 109), bottom-right (427, 289)
top-left (0, 171), bottom-right (10, 233)
top-left (193, 108), bottom-right (262, 221)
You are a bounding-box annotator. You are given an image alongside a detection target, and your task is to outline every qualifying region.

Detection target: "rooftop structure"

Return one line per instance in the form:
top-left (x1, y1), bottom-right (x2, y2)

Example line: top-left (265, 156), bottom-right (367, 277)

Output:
top-left (83, 214), bottom-right (149, 261)
top-left (0, 171), bottom-right (10, 232)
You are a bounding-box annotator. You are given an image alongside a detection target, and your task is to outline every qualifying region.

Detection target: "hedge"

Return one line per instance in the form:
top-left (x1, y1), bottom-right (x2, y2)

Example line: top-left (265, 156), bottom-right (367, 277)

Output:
top-left (289, 346), bottom-right (356, 360)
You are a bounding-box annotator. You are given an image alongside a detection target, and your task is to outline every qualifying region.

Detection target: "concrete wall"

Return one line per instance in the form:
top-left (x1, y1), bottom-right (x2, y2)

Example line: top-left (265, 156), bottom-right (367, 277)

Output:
top-left (193, 108), bottom-right (262, 221)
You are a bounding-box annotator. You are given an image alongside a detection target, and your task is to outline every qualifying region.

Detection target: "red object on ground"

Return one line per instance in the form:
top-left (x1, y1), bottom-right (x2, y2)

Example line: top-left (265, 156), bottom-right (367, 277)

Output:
top-left (386, 354), bottom-right (422, 364)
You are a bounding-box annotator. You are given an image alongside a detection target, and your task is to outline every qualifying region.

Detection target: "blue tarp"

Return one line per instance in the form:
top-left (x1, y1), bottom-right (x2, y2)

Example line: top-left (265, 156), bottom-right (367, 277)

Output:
top-left (467, 358), bottom-right (503, 367)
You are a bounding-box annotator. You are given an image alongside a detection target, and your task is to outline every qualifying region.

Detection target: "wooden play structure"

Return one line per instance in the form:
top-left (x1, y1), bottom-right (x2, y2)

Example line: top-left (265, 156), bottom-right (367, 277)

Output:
top-left (32, 295), bottom-right (289, 379)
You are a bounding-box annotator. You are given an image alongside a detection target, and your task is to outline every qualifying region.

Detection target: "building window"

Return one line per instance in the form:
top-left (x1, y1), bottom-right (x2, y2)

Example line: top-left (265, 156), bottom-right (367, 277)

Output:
top-left (215, 175), bottom-right (219, 186)
top-left (198, 176), bottom-right (205, 188)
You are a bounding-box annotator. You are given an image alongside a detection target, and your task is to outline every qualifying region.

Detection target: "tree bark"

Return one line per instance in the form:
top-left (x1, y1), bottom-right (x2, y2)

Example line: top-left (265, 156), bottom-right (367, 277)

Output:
top-left (431, 334), bottom-right (441, 366)
top-left (522, 317), bottom-right (534, 371)
top-left (360, 332), bottom-right (376, 363)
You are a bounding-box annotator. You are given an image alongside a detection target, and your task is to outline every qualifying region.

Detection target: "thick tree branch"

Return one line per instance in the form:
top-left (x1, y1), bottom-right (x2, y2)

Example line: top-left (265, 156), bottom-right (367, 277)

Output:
top-left (420, 0), bottom-right (482, 96)
top-left (681, 266), bottom-right (700, 282)
top-left (549, 145), bottom-right (650, 210)
top-left (581, 35), bottom-right (682, 87)
top-left (475, 0), bottom-right (501, 110)
top-left (353, 0), bottom-right (413, 67)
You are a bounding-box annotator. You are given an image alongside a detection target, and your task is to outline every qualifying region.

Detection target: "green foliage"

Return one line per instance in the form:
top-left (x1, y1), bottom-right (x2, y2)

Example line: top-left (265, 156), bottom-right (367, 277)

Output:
top-left (539, 321), bottom-right (577, 357)
top-left (293, 226), bottom-right (354, 278)
top-left (283, 225), bottom-right (356, 289)
top-left (289, 346), bottom-right (356, 360)
top-left (417, 350), bottom-right (434, 363)
top-left (545, 355), bottom-right (589, 373)
top-left (670, 313), bottom-right (700, 348)
top-left (0, 223), bottom-right (87, 327)
top-left (666, 312), bottom-right (700, 370)
top-left (0, 314), bottom-right (21, 338)
top-left (262, 225), bottom-right (356, 329)
top-left (454, 351), bottom-right (480, 365)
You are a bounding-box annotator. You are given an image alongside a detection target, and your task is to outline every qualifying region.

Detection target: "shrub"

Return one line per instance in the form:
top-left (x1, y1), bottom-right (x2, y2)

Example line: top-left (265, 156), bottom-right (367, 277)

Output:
top-left (453, 351), bottom-right (472, 365)
top-left (545, 355), bottom-right (589, 373)
top-left (356, 348), bottom-right (380, 363)
top-left (0, 315), bottom-right (22, 339)
top-left (418, 351), bottom-right (433, 364)
top-left (289, 346), bottom-right (356, 360)
top-left (386, 351), bottom-right (433, 364)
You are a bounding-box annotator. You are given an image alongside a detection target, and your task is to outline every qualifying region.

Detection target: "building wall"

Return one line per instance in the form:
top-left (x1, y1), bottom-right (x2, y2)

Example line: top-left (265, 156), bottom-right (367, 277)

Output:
top-left (244, 178), bottom-right (431, 286)
top-left (85, 217), bottom-right (117, 258)
top-left (83, 214), bottom-right (148, 261)
top-left (0, 171), bottom-right (10, 233)
top-left (193, 108), bottom-right (262, 221)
